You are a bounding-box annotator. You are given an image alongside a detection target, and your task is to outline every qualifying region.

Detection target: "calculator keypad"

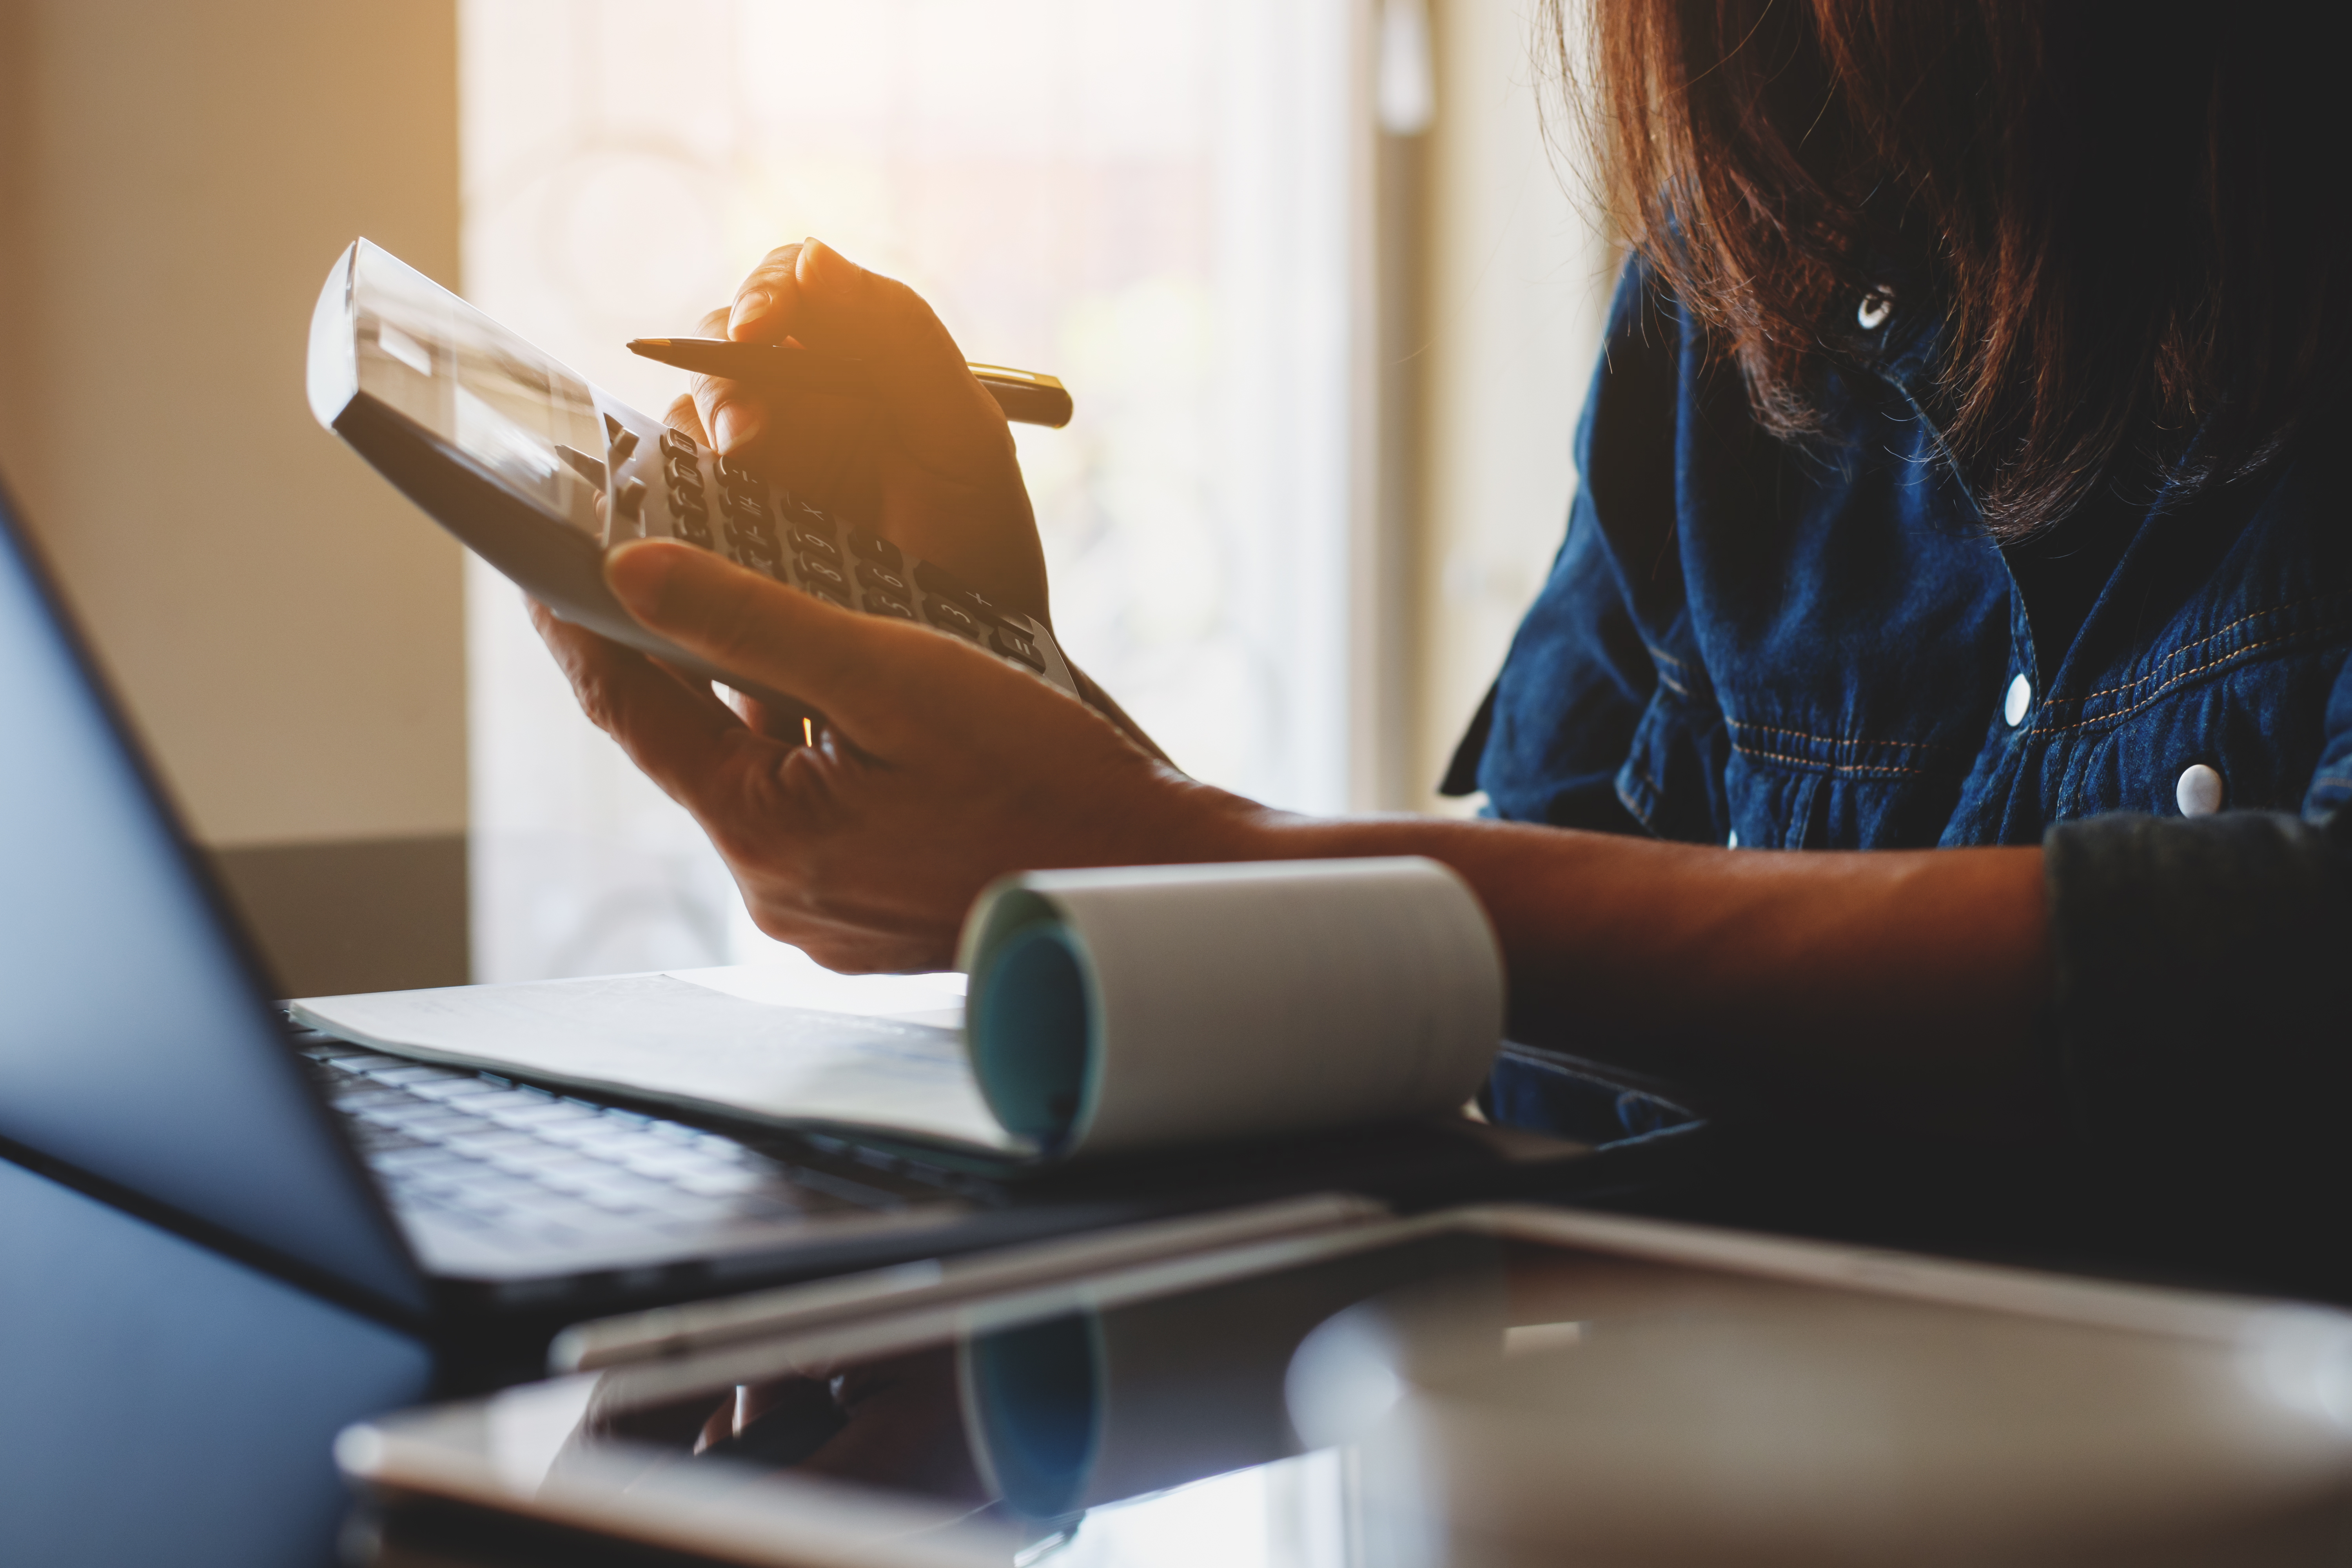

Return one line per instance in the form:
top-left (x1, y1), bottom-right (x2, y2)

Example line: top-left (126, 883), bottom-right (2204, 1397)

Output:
top-left (601, 416), bottom-right (1076, 697)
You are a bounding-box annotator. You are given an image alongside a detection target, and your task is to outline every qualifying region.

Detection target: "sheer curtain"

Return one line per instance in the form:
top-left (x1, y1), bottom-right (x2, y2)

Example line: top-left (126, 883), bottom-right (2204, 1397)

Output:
top-left (460, 1), bottom-right (1372, 982)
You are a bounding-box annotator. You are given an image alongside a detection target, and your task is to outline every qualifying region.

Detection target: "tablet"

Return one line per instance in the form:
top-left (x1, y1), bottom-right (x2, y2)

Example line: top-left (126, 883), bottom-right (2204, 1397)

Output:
top-left (338, 1204), bottom-right (2352, 1566)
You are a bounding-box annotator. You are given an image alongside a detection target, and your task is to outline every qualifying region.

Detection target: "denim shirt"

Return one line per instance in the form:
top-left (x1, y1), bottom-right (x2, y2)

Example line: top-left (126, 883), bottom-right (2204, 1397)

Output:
top-left (1463, 260), bottom-right (2352, 1220)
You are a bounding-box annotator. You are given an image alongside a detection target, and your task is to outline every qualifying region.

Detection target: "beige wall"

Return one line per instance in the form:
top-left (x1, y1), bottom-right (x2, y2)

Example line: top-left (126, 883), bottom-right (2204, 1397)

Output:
top-left (1412, 0), bottom-right (1617, 809)
top-left (0, 0), bottom-right (464, 849)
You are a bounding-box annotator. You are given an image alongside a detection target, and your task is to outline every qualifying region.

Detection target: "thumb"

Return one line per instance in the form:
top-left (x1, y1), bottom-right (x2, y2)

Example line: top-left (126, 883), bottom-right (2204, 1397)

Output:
top-left (606, 540), bottom-right (892, 738)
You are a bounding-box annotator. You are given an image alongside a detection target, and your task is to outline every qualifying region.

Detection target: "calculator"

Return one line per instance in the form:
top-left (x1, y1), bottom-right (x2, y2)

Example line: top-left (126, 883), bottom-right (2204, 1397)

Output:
top-left (306, 240), bottom-right (1078, 722)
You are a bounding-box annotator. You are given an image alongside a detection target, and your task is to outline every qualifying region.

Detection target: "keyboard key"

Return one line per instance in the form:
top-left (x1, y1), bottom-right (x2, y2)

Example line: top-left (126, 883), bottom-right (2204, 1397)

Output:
top-left (360, 1064), bottom-right (461, 1086)
top-left (404, 1077), bottom-right (510, 1102)
top-left (924, 598), bottom-right (979, 638)
top-left (848, 528), bottom-right (902, 568)
top-left (855, 561), bottom-right (909, 596)
top-left (369, 1146), bottom-right (472, 1176)
top-left (483, 1100), bottom-right (601, 1130)
top-left (787, 528), bottom-right (840, 565)
top-left (992, 626), bottom-right (1046, 671)
top-left (672, 1167), bottom-right (766, 1198)
top-left (864, 594), bottom-right (915, 620)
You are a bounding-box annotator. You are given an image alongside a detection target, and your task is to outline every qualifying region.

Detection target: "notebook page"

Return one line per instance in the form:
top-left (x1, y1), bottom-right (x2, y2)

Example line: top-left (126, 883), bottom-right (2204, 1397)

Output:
top-left (291, 972), bottom-right (1024, 1156)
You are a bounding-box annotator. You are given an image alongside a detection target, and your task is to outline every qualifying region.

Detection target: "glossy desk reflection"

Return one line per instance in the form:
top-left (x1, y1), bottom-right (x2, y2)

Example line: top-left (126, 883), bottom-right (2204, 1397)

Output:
top-left (353, 1210), bottom-right (2352, 1566)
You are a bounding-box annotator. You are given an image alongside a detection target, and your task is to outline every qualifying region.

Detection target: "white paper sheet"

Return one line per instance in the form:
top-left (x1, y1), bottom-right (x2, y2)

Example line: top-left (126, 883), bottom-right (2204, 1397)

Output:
top-left (291, 970), bottom-right (1024, 1156)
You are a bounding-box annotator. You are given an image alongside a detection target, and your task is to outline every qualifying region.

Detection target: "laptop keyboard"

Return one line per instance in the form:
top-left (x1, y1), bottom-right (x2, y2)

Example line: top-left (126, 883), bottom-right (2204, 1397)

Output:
top-left (299, 1039), bottom-right (908, 1250)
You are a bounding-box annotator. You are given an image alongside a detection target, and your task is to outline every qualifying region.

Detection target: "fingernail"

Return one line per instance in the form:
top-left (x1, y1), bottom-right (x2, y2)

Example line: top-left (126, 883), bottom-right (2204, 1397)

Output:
top-left (605, 539), bottom-right (677, 619)
top-left (728, 289), bottom-right (772, 338)
top-left (713, 403), bottom-right (762, 453)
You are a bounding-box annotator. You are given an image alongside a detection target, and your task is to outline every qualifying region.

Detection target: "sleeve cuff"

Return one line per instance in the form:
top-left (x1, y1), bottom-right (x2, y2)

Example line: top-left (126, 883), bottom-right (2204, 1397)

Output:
top-left (2043, 808), bottom-right (2352, 1179)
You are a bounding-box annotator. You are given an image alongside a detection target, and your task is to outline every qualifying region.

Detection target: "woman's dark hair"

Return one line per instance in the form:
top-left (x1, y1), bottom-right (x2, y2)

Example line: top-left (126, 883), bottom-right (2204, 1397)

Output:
top-left (1550, 0), bottom-right (2344, 537)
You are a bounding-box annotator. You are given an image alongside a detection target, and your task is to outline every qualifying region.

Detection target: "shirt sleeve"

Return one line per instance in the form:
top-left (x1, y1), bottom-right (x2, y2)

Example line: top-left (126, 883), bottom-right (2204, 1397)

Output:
top-left (1466, 260), bottom-right (1684, 834)
top-left (2042, 800), bottom-right (2352, 1246)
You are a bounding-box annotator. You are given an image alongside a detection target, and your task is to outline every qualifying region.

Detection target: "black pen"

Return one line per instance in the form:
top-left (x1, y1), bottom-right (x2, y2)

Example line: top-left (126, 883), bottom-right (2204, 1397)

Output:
top-left (626, 338), bottom-right (1074, 429)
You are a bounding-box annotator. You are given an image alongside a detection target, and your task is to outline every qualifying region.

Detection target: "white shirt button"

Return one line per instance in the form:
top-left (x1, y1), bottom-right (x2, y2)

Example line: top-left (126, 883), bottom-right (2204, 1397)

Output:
top-left (2002, 673), bottom-right (2032, 727)
top-left (1856, 289), bottom-right (1894, 331)
top-left (2176, 763), bottom-right (2224, 817)
top-left (1726, 829), bottom-right (1740, 849)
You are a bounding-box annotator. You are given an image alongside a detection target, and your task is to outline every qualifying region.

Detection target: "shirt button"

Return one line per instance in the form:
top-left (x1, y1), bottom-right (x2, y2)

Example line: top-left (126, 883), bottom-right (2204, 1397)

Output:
top-left (2002, 673), bottom-right (2032, 727)
top-left (1856, 289), bottom-right (1894, 331)
top-left (1726, 829), bottom-right (1740, 849)
top-left (2176, 763), bottom-right (2224, 817)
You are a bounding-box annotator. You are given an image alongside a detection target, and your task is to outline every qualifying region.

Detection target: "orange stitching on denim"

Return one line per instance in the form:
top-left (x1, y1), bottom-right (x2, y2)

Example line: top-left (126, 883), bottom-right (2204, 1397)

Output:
top-left (1728, 740), bottom-right (1931, 777)
top-left (1723, 717), bottom-right (1958, 754)
top-left (2045, 593), bottom-right (2347, 708)
top-left (1644, 643), bottom-right (1689, 669)
top-left (2032, 628), bottom-right (2318, 735)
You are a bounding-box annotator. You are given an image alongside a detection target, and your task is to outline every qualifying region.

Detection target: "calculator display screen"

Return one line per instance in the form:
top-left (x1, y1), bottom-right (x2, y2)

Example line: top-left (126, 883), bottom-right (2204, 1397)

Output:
top-left (346, 244), bottom-right (606, 538)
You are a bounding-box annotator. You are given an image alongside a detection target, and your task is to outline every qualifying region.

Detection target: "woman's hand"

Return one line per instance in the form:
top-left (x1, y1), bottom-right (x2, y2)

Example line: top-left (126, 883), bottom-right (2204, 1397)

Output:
top-left (532, 539), bottom-right (1267, 971)
top-left (678, 239), bottom-right (1050, 627)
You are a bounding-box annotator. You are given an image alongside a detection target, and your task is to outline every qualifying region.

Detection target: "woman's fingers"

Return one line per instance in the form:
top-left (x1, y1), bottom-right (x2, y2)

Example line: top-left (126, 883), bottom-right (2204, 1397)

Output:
top-left (720, 240), bottom-right (1009, 475)
top-left (528, 597), bottom-right (779, 821)
top-left (603, 540), bottom-right (921, 753)
top-left (727, 243), bottom-right (806, 342)
top-left (784, 240), bottom-right (1011, 477)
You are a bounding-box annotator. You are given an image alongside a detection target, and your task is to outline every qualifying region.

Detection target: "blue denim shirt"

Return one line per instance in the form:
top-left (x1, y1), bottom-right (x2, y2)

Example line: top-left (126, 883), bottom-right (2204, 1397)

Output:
top-left (1465, 261), bottom-right (2352, 1214)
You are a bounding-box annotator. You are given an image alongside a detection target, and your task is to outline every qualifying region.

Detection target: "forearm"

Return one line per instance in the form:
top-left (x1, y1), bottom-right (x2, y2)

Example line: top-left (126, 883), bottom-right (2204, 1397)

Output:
top-left (1216, 807), bottom-right (2053, 1135)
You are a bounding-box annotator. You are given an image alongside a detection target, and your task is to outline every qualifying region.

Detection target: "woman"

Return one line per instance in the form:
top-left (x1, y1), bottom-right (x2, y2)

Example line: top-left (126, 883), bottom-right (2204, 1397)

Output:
top-left (535, 1), bottom-right (2349, 1250)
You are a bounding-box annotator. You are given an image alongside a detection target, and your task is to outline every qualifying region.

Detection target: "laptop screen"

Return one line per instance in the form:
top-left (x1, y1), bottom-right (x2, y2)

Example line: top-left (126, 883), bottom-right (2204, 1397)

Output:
top-left (0, 475), bottom-right (426, 1317)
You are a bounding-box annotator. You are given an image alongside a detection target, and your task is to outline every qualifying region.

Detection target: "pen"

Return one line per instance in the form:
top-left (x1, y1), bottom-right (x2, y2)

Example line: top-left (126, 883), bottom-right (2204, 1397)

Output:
top-left (626, 338), bottom-right (1074, 429)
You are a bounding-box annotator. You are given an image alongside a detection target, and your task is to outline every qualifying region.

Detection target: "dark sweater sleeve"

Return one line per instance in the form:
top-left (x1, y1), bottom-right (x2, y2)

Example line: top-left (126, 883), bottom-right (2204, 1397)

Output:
top-left (2043, 806), bottom-right (2352, 1223)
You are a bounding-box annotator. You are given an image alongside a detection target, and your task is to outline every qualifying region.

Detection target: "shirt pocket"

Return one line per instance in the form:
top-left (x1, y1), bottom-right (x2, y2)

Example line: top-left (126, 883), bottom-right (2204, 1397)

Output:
top-left (1718, 717), bottom-right (1974, 849)
top-left (2046, 642), bottom-right (2352, 822)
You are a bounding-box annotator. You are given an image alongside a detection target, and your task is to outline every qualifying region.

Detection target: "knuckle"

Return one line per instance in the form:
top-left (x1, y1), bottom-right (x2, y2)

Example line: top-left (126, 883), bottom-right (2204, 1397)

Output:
top-left (568, 662), bottom-right (622, 734)
top-left (697, 305), bottom-right (731, 337)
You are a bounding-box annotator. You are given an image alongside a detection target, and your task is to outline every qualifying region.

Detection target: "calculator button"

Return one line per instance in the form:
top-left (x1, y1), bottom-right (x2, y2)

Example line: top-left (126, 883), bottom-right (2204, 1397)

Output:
top-left (670, 489), bottom-right (708, 522)
top-left (804, 580), bottom-right (849, 608)
top-left (607, 428), bottom-right (639, 464)
top-left (849, 529), bottom-right (902, 568)
top-left (924, 599), bottom-right (979, 638)
top-left (730, 524), bottom-right (779, 563)
top-left (723, 488), bottom-right (768, 521)
top-left (912, 563), bottom-right (1004, 624)
top-left (991, 626), bottom-right (1046, 670)
top-left (716, 453), bottom-right (757, 484)
top-left (660, 429), bottom-right (697, 460)
top-left (864, 592), bottom-right (915, 619)
top-left (797, 557), bottom-right (846, 592)
top-left (665, 453), bottom-right (702, 488)
top-left (787, 529), bottom-right (841, 565)
top-left (855, 561), bottom-right (909, 596)
top-left (615, 479), bottom-right (646, 521)
top-left (674, 517), bottom-right (712, 548)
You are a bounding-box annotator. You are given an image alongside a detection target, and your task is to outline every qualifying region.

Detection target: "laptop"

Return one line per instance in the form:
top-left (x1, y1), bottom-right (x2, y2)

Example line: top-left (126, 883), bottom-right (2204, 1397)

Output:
top-left (0, 475), bottom-right (1667, 1357)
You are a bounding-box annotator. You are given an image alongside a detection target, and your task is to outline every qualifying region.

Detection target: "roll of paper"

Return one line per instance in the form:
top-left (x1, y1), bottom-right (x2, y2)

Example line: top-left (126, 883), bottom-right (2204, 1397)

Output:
top-left (958, 858), bottom-right (1504, 1159)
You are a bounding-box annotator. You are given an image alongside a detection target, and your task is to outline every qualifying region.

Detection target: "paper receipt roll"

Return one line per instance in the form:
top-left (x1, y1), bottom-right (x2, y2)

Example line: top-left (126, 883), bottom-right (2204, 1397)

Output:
top-left (956, 858), bottom-right (1505, 1158)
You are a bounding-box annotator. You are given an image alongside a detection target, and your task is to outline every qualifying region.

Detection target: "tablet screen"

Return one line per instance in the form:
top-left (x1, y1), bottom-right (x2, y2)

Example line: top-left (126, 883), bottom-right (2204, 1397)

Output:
top-left (346, 243), bottom-right (607, 540)
top-left (385, 1218), bottom-right (2352, 1565)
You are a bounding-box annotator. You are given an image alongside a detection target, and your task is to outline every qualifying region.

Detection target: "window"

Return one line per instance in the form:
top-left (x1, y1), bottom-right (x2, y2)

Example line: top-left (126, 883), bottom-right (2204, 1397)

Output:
top-left (461, 0), bottom-right (1377, 980)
